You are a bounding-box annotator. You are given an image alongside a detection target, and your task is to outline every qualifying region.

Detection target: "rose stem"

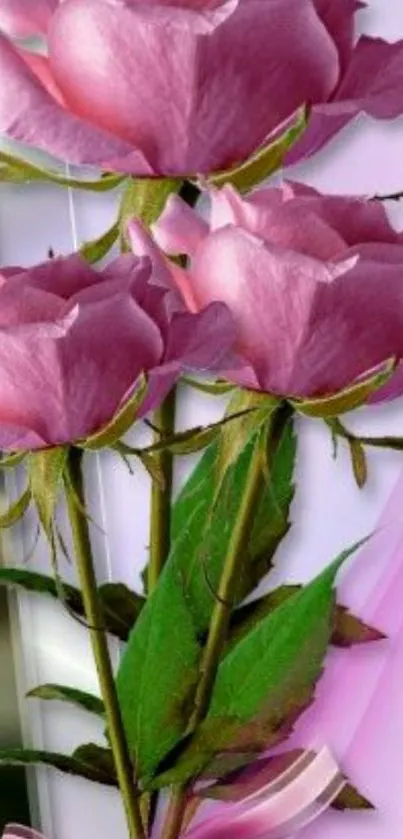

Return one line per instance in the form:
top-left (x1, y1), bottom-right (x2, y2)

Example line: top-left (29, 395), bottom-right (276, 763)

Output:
top-left (148, 387), bottom-right (177, 593)
top-left (65, 448), bottom-right (146, 839)
top-left (162, 404), bottom-right (291, 839)
top-left (147, 179), bottom-right (201, 594)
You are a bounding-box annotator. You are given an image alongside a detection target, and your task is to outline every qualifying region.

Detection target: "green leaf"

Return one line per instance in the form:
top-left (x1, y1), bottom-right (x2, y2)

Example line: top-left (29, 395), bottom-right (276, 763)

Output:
top-left (0, 567), bottom-right (144, 641)
top-left (169, 416), bottom-right (296, 634)
top-left (0, 745), bottom-right (117, 786)
top-left (80, 220), bottom-right (120, 264)
top-left (152, 543), bottom-right (362, 787)
top-left (98, 582), bottom-right (145, 638)
top-left (116, 562), bottom-right (202, 782)
top-left (292, 359), bottom-right (396, 418)
top-left (332, 606), bottom-right (385, 647)
top-left (332, 783), bottom-right (374, 811)
top-left (119, 177), bottom-right (181, 249)
top-left (0, 567), bottom-right (81, 606)
top-left (0, 487), bottom-right (31, 528)
top-left (0, 151), bottom-right (124, 191)
top-left (210, 107), bottom-right (307, 193)
top-left (81, 375), bottom-right (148, 449)
top-left (229, 585), bottom-right (385, 651)
top-left (27, 684), bottom-right (105, 717)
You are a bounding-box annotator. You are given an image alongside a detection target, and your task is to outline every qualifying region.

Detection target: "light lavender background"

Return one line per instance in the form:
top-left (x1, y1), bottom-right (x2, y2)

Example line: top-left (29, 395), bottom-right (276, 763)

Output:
top-left (1, 1), bottom-right (403, 836)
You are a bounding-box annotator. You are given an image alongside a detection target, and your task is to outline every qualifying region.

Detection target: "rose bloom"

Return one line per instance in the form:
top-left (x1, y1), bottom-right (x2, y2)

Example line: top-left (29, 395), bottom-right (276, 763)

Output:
top-left (0, 252), bottom-right (234, 451)
top-left (129, 182), bottom-right (403, 402)
top-left (0, 0), bottom-right (402, 176)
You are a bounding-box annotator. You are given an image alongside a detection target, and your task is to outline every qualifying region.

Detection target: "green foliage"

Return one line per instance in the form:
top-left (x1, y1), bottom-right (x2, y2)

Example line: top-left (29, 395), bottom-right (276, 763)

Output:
top-left (116, 563), bottom-right (202, 782)
top-left (152, 544), bottom-right (362, 787)
top-left (27, 684), bottom-right (105, 717)
top-left (0, 745), bottom-right (117, 786)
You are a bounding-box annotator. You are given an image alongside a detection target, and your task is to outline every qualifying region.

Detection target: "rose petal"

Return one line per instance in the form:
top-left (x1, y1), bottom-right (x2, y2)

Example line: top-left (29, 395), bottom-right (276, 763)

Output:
top-left (287, 35), bottom-right (403, 164)
top-left (152, 193), bottom-right (209, 256)
top-left (0, 293), bottom-right (163, 448)
top-left (191, 226), bottom-right (403, 397)
top-left (0, 34), bottom-right (150, 168)
top-left (209, 185), bottom-right (347, 259)
top-left (0, 0), bottom-right (58, 38)
top-left (49, 0), bottom-right (339, 175)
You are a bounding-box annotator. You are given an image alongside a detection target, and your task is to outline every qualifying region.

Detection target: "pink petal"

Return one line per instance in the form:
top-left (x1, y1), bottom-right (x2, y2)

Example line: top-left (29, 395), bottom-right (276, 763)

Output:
top-left (7, 254), bottom-right (101, 299)
top-left (0, 0), bottom-right (58, 38)
top-left (287, 35), bottom-right (403, 165)
top-left (49, 0), bottom-right (339, 175)
top-left (272, 182), bottom-right (403, 247)
top-left (128, 218), bottom-right (199, 313)
top-left (152, 194), bottom-right (209, 256)
top-left (164, 302), bottom-right (238, 371)
top-left (190, 227), bottom-right (403, 397)
top-left (0, 293), bottom-right (163, 449)
top-left (0, 34), bottom-right (148, 168)
top-left (209, 185), bottom-right (347, 260)
top-left (313, 0), bottom-right (358, 73)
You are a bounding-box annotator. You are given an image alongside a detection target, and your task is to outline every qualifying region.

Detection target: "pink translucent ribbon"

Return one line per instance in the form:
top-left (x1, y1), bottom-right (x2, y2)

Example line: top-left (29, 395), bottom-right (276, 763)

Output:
top-left (2, 747), bottom-right (343, 839)
top-left (184, 747), bottom-right (344, 839)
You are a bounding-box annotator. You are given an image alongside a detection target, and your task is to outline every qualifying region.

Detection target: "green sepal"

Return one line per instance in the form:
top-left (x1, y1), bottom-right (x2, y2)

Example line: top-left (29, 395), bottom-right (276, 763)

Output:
top-left (292, 359), bottom-right (396, 418)
top-left (27, 684), bottom-right (105, 717)
top-left (119, 177), bottom-right (182, 249)
top-left (0, 452), bottom-right (26, 469)
top-left (0, 487), bottom-right (31, 528)
top-left (27, 447), bottom-right (68, 539)
top-left (0, 151), bottom-right (124, 191)
top-left (182, 377), bottom-right (236, 396)
top-left (81, 374), bottom-right (148, 450)
top-left (209, 107), bottom-right (307, 193)
top-left (80, 220), bottom-right (120, 264)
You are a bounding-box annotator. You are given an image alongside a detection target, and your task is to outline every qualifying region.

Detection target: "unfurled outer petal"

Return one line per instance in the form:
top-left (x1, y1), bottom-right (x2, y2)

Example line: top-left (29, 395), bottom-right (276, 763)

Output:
top-left (49, 0), bottom-right (339, 175)
top-left (190, 227), bottom-right (403, 397)
top-left (152, 194), bottom-right (209, 257)
top-left (287, 35), bottom-right (403, 165)
top-left (0, 34), bottom-right (153, 171)
top-left (0, 0), bottom-right (58, 38)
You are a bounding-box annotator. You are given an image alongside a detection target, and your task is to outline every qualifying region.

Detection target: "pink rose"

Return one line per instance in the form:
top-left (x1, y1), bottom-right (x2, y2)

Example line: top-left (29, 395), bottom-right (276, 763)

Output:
top-left (0, 252), bottom-right (235, 451)
top-left (1, 0), bottom-right (401, 176)
top-left (129, 182), bottom-right (403, 401)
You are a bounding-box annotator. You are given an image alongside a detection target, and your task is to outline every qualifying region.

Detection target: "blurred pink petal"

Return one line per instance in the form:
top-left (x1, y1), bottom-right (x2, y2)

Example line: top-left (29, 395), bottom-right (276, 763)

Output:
top-left (0, 0), bottom-right (58, 38)
top-left (185, 748), bottom-right (344, 839)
